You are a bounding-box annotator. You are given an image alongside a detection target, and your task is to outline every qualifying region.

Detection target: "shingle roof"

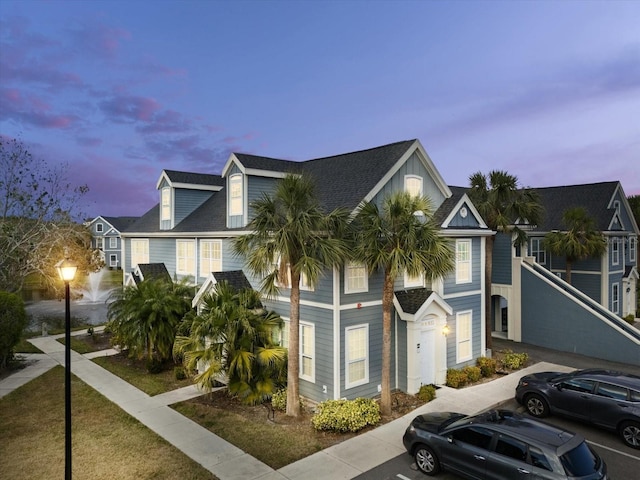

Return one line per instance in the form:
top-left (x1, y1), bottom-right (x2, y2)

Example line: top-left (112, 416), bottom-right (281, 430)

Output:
top-left (133, 263), bottom-right (171, 284)
top-left (532, 181), bottom-right (619, 231)
top-left (300, 140), bottom-right (417, 212)
top-left (394, 288), bottom-right (434, 314)
top-left (122, 204), bottom-right (161, 233)
top-left (102, 216), bottom-right (139, 232)
top-left (172, 191), bottom-right (228, 232)
top-left (233, 154), bottom-right (301, 174)
top-left (433, 186), bottom-right (467, 226)
top-left (212, 270), bottom-right (253, 292)
top-left (164, 170), bottom-right (224, 187)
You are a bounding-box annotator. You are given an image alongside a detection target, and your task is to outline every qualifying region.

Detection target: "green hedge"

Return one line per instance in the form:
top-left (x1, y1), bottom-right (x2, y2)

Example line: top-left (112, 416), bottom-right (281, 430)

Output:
top-left (311, 398), bottom-right (380, 433)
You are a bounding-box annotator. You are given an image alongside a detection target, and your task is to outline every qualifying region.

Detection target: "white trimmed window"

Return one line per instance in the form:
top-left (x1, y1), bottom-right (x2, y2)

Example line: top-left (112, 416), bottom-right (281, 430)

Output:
top-left (630, 236), bottom-right (637, 263)
top-left (96, 223), bottom-right (103, 233)
top-left (456, 311), bottom-right (473, 363)
top-left (300, 322), bottom-right (315, 381)
top-left (405, 175), bottom-right (423, 198)
top-left (345, 262), bottom-right (368, 294)
top-left (200, 240), bottom-right (222, 277)
top-left (456, 239), bottom-right (472, 284)
top-left (404, 271), bottom-right (424, 289)
top-left (345, 325), bottom-right (369, 388)
top-left (109, 237), bottom-right (117, 249)
top-left (530, 238), bottom-right (546, 264)
top-left (109, 254), bottom-right (117, 267)
top-left (612, 238), bottom-right (620, 265)
top-left (280, 320), bottom-right (290, 349)
top-left (229, 174), bottom-right (243, 216)
top-left (96, 237), bottom-right (103, 250)
top-left (176, 240), bottom-right (196, 276)
top-left (161, 187), bottom-right (171, 221)
top-left (612, 283), bottom-right (619, 314)
top-left (130, 239), bottom-right (149, 268)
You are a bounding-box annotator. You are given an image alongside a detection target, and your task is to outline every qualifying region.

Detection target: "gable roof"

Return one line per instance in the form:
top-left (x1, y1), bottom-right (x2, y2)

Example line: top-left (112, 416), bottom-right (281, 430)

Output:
top-left (101, 216), bottom-right (139, 232)
top-left (156, 169), bottom-right (224, 190)
top-left (192, 270), bottom-right (255, 307)
top-left (533, 181), bottom-right (621, 232)
top-left (130, 263), bottom-right (171, 285)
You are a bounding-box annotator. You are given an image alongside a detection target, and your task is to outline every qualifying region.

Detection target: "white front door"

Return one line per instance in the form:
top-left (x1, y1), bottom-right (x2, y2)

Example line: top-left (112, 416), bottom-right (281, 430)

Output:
top-left (419, 329), bottom-right (436, 386)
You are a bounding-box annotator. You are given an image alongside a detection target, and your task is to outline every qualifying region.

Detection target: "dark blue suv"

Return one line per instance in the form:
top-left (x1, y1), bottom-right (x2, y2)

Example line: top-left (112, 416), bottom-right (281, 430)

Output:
top-left (516, 368), bottom-right (640, 449)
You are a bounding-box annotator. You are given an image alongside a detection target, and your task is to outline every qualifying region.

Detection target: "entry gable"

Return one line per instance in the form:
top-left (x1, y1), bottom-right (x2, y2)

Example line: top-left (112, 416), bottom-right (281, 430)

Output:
top-left (439, 193), bottom-right (488, 230)
top-left (192, 270), bottom-right (254, 307)
top-left (394, 289), bottom-right (452, 322)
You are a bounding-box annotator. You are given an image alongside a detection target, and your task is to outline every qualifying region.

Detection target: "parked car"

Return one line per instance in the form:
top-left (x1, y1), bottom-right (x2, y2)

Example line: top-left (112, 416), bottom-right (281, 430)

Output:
top-left (402, 409), bottom-right (607, 479)
top-left (516, 368), bottom-right (640, 449)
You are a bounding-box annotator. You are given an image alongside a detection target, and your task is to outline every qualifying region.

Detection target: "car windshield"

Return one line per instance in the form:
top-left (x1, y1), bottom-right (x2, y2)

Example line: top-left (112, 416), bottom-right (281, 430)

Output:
top-left (560, 443), bottom-right (600, 476)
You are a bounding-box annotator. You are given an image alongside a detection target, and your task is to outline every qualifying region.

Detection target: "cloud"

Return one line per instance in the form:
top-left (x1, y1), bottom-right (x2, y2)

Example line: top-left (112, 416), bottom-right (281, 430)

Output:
top-left (68, 19), bottom-right (132, 60)
top-left (136, 109), bottom-right (192, 134)
top-left (99, 94), bottom-right (161, 123)
top-left (0, 87), bottom-right (77, 128)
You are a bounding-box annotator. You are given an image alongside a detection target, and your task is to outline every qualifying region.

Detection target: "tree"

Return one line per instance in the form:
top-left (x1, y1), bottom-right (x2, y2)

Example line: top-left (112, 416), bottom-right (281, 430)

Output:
top-left (174, 282), bottom-right (286, 405)
top-left (543, 207), bottom-right (607, 285)
top-left (107, 278), bottom-right (193, 369)
top-left (233, 174), bottom-right (349, 417)
top-left (352, 191), bottom-right (454, 416)
top-left (628, 195), bottom-right (640, 234)
top-left (0, 291), bottom-right (28, 369)
top-left (0, 137), bottom-right (96, 294)
top-left (468, 170), bottom-right (543, 351)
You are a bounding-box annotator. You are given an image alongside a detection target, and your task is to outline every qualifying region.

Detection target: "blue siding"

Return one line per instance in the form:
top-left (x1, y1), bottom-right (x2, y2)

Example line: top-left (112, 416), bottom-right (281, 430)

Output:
top-left (492, 233), bottom-right (512, 284)
top-left (448, 202), bottom-right (481, 228)
top-left (174, 189), bottom-right (212, 226)
top-left (444, 295), bottom-right (482, 368)
top-left (247, 176), bottom-right (278, 221)
top-left (443, 237), bottom-right (481, 295)
top-left (374, 152), bottom-right (447, 210)
top-left (521, 267), bottom-right (639, 365)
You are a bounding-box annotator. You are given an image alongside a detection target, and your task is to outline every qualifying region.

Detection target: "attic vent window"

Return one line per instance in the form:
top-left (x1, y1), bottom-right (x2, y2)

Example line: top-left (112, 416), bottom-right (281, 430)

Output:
top-left (460, 207), bottom-right (468, 218)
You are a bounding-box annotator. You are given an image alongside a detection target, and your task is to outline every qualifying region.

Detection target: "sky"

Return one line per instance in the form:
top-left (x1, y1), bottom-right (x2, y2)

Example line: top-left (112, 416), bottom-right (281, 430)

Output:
top-left (1, 0), bottom-right (639, 219)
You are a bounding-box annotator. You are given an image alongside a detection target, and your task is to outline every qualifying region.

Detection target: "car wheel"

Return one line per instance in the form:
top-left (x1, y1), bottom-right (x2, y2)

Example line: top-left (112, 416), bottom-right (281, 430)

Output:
top-left (525, 393), bottom-right (549, 418)
top-left (620, 421), bottom-right (640, 449)
top-left (414, 444), bottom-right (441, 476)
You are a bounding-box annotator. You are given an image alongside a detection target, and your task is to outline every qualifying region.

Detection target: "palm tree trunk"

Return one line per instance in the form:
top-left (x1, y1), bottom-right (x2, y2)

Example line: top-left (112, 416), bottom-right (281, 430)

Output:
top-left (566, 261), bottom-right (572, 285)
top-left (286, 272), bottom-right (301, 417)
top-left (380, 271), bottom-right (394, 416)
top-left (484, 236), bottom-right (494, 352)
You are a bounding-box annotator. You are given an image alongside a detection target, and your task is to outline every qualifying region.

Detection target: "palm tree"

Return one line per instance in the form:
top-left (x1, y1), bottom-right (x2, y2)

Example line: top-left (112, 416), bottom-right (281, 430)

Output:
top-left (107, 278), bottom-right (193, 368)
top-left (352, 191), bottom-right (454, 416)
top-left (174, 282), bottom-right (286, 404)
top-left (543, 207), bottom-right (606, 285)
top-left (468, 170), bottom-right (543, 351)
top-left (233, 174), bottom-right (349, 416)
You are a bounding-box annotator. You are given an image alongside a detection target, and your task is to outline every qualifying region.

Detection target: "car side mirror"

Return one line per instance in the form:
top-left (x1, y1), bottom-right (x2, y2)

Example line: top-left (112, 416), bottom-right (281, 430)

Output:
top-left (554, 383), bottom-right (563, 391)
top-left (447, 435), bottom-right (454, 444)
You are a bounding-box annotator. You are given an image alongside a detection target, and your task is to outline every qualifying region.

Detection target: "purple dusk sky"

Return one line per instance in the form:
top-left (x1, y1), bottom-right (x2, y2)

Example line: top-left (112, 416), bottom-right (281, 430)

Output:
top-left (1, 0), bottom-right (638, 219)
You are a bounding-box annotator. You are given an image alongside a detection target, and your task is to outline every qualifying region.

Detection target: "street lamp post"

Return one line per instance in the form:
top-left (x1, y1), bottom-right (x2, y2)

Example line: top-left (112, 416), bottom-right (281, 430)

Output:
top-left (56, 259), bottom-right (77, 480)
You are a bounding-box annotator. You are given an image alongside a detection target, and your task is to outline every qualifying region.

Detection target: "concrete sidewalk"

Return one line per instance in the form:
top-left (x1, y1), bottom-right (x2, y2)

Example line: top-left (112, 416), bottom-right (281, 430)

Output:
top-left (0, 333), bottom-right (631, 480)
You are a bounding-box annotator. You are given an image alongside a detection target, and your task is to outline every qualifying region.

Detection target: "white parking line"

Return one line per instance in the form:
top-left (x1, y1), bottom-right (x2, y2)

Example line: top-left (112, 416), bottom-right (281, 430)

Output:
top-left (396, 475), bottom-right (412, 480)
top-left (587, 440), bottom-right (640, 461)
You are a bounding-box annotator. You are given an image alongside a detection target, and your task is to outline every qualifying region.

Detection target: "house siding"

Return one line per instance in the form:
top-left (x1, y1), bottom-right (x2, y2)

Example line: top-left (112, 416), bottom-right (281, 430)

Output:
top-left (521, 266), bottom-right (639, 365)
top-left (443, 237), bottom-right (482, 295)
top-left (492, 233), bottom-right (512, 284)
top-left (174, 189), bottom-right (212, 226)
top-left (444, 294), bottom-right (482, 368)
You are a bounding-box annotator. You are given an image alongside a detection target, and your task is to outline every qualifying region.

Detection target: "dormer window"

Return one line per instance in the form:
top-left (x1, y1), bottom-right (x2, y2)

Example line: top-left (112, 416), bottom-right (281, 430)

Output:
top-left (161, 187), bottom-right (171, 221)
top-left (405, 175), bottom-right (423, 198)
top-left (229, 174), bottom-right (243, 216)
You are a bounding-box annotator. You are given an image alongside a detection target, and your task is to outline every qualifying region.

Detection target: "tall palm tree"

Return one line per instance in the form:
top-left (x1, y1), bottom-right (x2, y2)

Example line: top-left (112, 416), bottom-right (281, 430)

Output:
top-left (543, 207), bottom-right (606, 285)
top-left (107, 278), bottom-right (193, 367)
top-left (174, 282), bottom-right (286, 404)
top-left (233, 174), bottom-right (349, 416)
top-left (468, 170), bottom-right (543, 351)
top-left (353, 191), bottom-right (454, 416)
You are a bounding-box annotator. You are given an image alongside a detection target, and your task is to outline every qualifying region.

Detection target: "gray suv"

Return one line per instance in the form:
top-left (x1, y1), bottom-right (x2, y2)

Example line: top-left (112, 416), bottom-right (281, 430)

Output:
top-left (516, 369), bottom-right (640, 449)
top-left (402, 409), bottom-right (607, 479)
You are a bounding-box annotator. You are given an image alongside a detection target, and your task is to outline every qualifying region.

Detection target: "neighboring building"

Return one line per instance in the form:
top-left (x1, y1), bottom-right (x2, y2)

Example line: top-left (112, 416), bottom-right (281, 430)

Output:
top-left (120, 139), bottom-right (494, 402)
top-left (87, 216), bottom-right (139, 269)
top-left (489, 181), bottom-right (640, 365)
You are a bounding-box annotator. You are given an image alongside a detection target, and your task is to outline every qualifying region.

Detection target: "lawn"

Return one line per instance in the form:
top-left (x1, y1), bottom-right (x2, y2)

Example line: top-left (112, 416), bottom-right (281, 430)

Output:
top-left (0, 367), bottom-right (218, 480)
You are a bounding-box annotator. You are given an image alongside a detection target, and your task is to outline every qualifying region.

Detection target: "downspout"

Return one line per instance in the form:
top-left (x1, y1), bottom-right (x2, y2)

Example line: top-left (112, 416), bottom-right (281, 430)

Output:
top-left (333, 266), bottom-right (341, 400)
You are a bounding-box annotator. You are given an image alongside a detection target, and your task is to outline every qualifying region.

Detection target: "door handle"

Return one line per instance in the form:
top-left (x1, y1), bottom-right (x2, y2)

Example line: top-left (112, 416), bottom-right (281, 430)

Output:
top-left (473, 455), bottom-right (486, 461)
top-left (517, 467), bottom-right (531, 474)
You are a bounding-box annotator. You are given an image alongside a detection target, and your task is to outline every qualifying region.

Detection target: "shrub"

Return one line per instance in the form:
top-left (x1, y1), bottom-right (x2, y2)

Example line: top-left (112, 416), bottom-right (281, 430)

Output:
top-left (462, 365), bottom-right (482, 383)
top-left (174, 366), bottom-right (187, 380)
top-left (0, 291), bottom-right (28, 369)
top-left (145, 356), bottom-right (164, 374)
top-left (476, 356), bottom-right (497, 377)
top-left (501, 350), bottom-right (529, 370)
top-left (417, 384), bottom-right (436, 403)
top-left (271, 388), bottom-right (287, 411)
top-left (623, 314), bottom-right (635, 325)
top-left (446, 368), bottom-right (468, 388)
top-left (311, 398), bottom-right (380, 433)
